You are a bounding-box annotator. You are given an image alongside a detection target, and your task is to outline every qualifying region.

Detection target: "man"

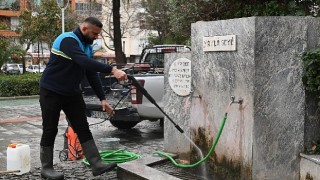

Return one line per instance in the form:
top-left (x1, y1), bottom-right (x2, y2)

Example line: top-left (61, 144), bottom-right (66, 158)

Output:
top-left (39, 17), bottom-right (127, 179)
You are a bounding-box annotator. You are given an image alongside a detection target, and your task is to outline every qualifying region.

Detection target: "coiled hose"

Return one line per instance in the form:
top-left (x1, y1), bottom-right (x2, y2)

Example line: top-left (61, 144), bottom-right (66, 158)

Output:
top-left (83, 112), bottom-right (228, 167)
top-left (82, 149), bottom-right (141, 166)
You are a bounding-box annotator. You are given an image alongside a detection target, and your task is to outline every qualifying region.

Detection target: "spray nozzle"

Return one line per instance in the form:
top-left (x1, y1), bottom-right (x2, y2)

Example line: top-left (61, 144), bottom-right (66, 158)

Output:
top-left (231, 96), bottom-right (235, 103)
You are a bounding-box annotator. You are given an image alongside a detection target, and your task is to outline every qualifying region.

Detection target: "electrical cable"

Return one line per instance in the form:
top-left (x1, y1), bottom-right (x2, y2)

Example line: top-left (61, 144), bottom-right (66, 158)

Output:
top-left (88, 87), bottom-right (131, 127)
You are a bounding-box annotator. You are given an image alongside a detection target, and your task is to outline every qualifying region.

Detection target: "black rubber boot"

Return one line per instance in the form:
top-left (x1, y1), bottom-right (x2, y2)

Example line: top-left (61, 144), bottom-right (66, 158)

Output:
top-left (40, 146), bottom-right (64, 180)
top-left (81, 139), bottom-right (117, 176)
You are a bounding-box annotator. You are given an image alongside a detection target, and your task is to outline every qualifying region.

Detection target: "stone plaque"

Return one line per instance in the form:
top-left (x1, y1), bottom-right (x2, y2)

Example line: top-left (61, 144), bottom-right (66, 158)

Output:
top-left (203, 35), bottom-right (236, 51)
top-left (168, 58), bottom-right (192, 96)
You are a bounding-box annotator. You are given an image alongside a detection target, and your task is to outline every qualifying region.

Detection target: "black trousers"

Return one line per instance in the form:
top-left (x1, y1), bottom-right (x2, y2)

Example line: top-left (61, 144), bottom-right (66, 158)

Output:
top-left (39, 87), bottom-right (93, 147)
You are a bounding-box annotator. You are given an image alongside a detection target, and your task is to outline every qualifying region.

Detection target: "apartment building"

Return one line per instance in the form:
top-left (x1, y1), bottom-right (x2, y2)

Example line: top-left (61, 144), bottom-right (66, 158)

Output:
top-left (0, 0), bottom-right (27, 37)
top-left (73, 0), bottom-right (156, 63)
top-left (100, 0), bottom-right (156, 63)
top-left (1, 0), bottom-right (155, 64)
top-left (0, 0), bottom-right (32, 64)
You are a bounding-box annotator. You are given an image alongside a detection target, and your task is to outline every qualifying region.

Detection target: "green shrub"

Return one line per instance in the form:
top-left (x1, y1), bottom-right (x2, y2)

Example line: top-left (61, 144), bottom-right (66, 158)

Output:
top-left (302, 48), bottom-right (320, 95)
top-left (303, 49), bottom-right (320, 155)
top-left (0, 73), bottom-right (41, 97)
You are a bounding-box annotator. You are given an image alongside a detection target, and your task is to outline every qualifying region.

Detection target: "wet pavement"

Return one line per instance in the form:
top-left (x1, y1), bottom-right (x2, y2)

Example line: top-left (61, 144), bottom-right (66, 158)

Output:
top-left (0, 97), bottom-right (164, 179)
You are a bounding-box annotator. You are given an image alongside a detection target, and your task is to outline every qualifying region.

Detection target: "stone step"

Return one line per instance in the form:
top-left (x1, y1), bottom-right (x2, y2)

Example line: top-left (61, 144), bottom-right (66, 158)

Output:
top-left (300, 153), bottom-right (320, 180)
top-left (119, 153), bottom-right (320, 180)
top-left (117, 154), bottom-right (180, 180)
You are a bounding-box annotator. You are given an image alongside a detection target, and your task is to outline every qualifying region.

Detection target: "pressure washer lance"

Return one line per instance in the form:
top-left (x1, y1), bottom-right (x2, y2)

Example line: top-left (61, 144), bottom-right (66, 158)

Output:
top-left (127, 75), bottom-right (184, 133)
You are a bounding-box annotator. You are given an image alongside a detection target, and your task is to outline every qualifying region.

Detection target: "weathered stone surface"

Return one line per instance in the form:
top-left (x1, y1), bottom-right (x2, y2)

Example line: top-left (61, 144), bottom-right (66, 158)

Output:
top-left (163, 53), bottom-right (192, 161)
top-left (252, 17), bottom-right (311, 180)
top-left (191, 17), bottom-right (256, 179)
top-left (300, 153), bottom-right (320, 180)
top-left (117, 156), bottom-right (180, 180)
top-left (165, 16), bottom-right (320, 179)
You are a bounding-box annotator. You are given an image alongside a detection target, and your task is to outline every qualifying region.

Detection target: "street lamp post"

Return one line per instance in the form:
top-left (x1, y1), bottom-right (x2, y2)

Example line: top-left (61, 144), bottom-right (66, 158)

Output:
top-left (38, 41), bottom-right (40, 73)
top-left (56, 0), bottom-right (69, 33)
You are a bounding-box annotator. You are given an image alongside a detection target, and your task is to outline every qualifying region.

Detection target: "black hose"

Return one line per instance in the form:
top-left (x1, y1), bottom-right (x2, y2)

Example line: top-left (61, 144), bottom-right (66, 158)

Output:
top-left (88, 88), bottom-right (130, 126)
top-left (127, 75), bottom-right (184, 133)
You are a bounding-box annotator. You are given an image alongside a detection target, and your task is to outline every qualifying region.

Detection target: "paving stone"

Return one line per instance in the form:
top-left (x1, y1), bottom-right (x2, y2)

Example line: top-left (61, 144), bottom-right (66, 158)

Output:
top-left (0, 97), bottom-right (165, 179)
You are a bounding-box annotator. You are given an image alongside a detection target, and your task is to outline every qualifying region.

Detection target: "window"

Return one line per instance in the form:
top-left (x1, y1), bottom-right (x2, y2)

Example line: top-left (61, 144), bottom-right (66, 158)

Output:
top-left (137, 13), bottom-right (147, 29)
top-left (0, 0), bottom-right (19, 11)
top-left (109, 40), bottom-right (114, 49)
top-left (0, 17), bottom-right (10, 30)
top-left (75, 2), bottom-right (102, 16)
top-left (144, 53), bottom-right (165, 68)
top-left (139, 19), bottom-right (147, 30)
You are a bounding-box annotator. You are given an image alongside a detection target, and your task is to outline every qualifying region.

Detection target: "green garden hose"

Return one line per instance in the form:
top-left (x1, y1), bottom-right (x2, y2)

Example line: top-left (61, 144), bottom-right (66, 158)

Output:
top-left (155, 113), bottom-right (228, 168)
top-left (82, 149), bottom-right (141, 166)
top-left (83, 108), bottom-right (229, 167)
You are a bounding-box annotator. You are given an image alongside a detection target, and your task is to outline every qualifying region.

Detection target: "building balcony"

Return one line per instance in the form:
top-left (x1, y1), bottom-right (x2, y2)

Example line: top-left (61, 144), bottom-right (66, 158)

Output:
top-left (0, 30), bottom-right (19, 37)
top-left (0, 10), bottom-right (21, 17)
top-left (0, 0), bottom-right (27, 17)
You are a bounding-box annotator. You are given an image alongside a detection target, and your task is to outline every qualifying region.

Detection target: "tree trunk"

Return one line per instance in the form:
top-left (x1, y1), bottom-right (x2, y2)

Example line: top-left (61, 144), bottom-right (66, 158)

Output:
top-left (113, 0), bottom-right (126, 65)
top-left (23, 42), bottom-right (32, 74)
top-left (21, 57), bottom-right (26, 74)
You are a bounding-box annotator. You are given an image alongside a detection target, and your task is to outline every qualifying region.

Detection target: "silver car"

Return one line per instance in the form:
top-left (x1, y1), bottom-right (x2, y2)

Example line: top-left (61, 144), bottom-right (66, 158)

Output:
top-left (26, 65), bottom-right (45, 73)
top-left (1, 64), bottom-right (20, 75)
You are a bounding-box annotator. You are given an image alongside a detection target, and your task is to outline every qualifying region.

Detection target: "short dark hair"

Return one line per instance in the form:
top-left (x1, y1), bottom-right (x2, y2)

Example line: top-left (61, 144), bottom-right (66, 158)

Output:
top-left (84, 17), bottom-right (103, 28)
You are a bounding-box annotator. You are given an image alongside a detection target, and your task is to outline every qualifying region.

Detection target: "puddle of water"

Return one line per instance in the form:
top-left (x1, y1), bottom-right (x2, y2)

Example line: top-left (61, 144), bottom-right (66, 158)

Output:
top-left (152, 161), bottom-right (221, 180)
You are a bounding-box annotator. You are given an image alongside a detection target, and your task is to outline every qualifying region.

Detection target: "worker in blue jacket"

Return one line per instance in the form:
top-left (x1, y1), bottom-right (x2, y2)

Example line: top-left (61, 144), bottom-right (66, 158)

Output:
top-left (39, 17), bottom-right (127, 179)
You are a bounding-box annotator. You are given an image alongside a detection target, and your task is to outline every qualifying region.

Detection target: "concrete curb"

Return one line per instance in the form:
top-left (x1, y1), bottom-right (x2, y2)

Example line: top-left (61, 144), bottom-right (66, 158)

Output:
top-left (0, 95), bottom-right (39, 101)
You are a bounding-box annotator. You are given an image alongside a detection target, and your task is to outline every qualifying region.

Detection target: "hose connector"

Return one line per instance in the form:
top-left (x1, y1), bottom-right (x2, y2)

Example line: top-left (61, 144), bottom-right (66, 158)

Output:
top-left (231, 96), bottom-right (243, 104)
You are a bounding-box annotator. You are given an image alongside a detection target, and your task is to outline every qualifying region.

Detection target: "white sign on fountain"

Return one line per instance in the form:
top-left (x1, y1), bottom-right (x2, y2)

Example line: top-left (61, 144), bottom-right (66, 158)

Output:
top-left (169, 58), bottom-right (192, 96)
top-left (203, 35), bottom-right (236, 52)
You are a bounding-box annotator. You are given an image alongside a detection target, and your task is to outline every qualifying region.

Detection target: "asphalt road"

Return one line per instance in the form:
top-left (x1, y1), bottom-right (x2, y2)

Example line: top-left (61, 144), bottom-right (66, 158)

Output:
top-left (0, 97), bottom-right (164, 179)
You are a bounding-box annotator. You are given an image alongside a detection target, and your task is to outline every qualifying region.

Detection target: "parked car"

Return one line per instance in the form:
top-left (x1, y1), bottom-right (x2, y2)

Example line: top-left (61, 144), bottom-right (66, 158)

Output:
top-left (128, 45), bottom-right (191, 124)
top-left (26, 65), bottom-right (45, 73)
top-left (1, 64), bottom-right (21, 75)
top-left (17, 64), bottom-right (23, 74)
top-left (84, 45), bottom-right (191, 129)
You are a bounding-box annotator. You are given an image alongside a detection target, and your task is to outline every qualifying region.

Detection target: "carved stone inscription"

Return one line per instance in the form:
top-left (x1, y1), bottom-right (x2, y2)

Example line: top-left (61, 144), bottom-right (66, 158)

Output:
top-left (203, 35), bottom-right (236, 51)
top-left (169, 58), bottom-right (192, 96)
